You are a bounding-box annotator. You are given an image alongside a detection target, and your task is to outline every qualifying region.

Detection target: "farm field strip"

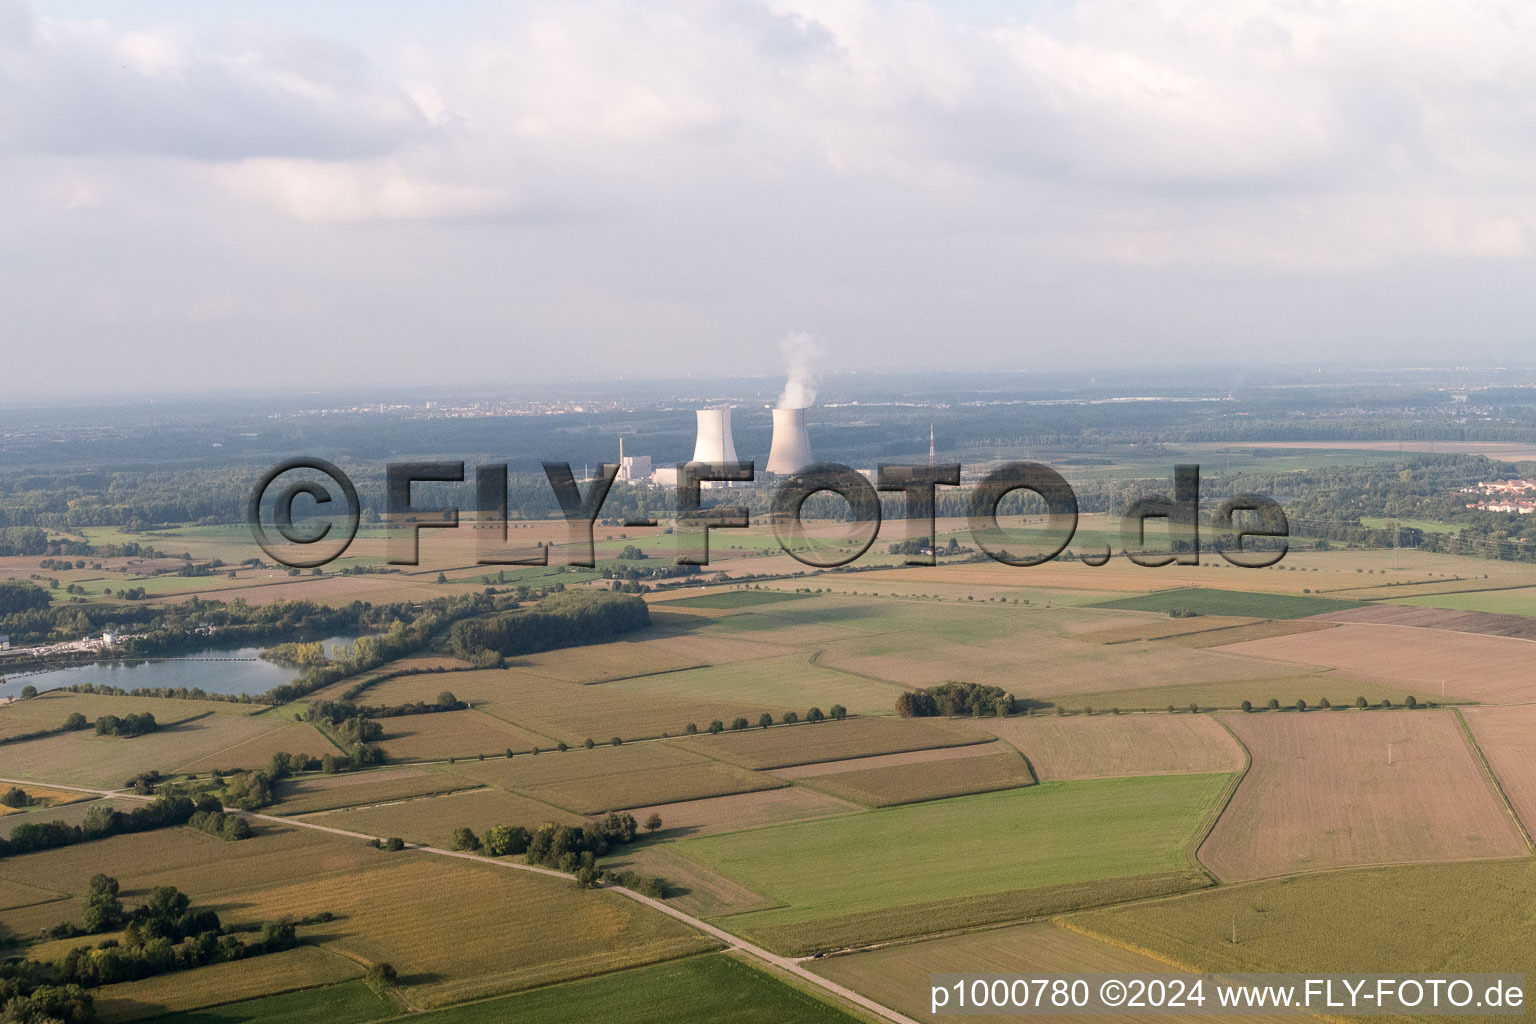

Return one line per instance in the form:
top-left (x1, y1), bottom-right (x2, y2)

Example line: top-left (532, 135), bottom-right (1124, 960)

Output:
top-left (985, 714), bottom-right (1246, 781)
top-left (677, 716), bottom-right (988, 770)
top-left (1217, 623), bottom-right (1536, 703)
top-left (443, 740), bottom-right (784, 813)
top-left (809, 919), bottom-right (1293, 1024)
top-left (91, 944), bottom-right (364, 1023)
top-left (1198, 709), bottom-right (1528, 881)
top-left (673, 774), bottom-right (1234, 951)
top-left (793, 749), bottom-right (1036, 807)
top-left (771, 740), bottom-right (1018, 778)
top-left (1461, 705), bottom-right (1536, 842)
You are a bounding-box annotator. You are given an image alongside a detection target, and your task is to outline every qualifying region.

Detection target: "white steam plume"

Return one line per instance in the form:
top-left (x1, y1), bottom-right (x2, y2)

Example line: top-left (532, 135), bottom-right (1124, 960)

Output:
top-left (776, 331), bottom-right (821, 409)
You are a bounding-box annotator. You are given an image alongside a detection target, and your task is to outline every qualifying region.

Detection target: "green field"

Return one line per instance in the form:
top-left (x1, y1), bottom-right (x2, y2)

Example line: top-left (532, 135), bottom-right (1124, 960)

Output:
top-left (139, 980), bottom-right (395, 1024)
top-left (1090, 587), bottom-right (1364, 619)
top-left (1072, 857), bottom-right (1536, 978)
top-left (1396, 586), bottom-right (1536, 617)
top-left (404, 954), bottom-right (865, 1024)
top-left (664, 590), bottom-right (815, 609)
top-left (675, 773), bottom-right (1232, 952)
top-left (1359, 516), bottom-right (1464, 535)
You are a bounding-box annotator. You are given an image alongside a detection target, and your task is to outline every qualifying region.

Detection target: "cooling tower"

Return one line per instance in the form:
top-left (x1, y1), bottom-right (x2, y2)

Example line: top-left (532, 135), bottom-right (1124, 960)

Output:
top-left (766, 406), bottom-right (813, 475)
top-left (692, 407), bottom-right (739, 465)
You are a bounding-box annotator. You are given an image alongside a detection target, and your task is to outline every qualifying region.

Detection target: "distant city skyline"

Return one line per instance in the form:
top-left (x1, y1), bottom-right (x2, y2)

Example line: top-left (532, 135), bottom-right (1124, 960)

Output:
top-left (5, 0), bottom-right (1536, 394)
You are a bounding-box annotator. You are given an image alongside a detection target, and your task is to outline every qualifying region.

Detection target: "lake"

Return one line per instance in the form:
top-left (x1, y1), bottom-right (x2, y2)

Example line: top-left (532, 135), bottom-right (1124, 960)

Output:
top-left (0, 635), bottom-right (362, 702)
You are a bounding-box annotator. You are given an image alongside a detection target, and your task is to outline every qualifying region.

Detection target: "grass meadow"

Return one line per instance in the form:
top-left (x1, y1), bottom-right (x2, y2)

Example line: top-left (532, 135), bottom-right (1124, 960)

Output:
top-left (404, 954), bottom-right (865, 1024)
top-left (675, 773), bottom-right (1233, 952)
top-left (130, 979), bottom-right (394, 1024)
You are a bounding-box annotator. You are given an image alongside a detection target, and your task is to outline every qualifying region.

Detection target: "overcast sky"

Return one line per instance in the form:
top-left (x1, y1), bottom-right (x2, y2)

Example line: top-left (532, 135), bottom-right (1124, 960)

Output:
top-left (4, 0), bottom-right (1535, 395)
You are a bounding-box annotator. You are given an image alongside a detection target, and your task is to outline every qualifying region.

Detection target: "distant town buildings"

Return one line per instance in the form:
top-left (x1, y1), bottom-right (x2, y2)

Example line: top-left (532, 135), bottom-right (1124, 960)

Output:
top-left (1463, 479), bottom-right (1536, 513)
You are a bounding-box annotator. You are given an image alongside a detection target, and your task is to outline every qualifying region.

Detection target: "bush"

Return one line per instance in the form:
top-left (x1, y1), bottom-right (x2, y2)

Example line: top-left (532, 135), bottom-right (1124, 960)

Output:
top-left (451, 827), bottom-right (480, 852)
top-left (383, 837), bottom-right (406, 852)
top-left (783, 711), bottom-right (799, 725)
top-left (483, 824), bottom-right (532, 856)
top-left (610, 736), bottom-right (623, 746)
top-left (1296, 699), bottom-right (1308, 712)
top-left (730, 717), bottom-right (749, 732)
top-left (806, 707), bottom-right (824, 723)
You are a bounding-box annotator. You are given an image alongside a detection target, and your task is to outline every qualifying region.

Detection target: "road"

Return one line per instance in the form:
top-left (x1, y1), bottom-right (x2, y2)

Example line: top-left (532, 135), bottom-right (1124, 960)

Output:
top-left (0, 775), bottom-right (919, 1024)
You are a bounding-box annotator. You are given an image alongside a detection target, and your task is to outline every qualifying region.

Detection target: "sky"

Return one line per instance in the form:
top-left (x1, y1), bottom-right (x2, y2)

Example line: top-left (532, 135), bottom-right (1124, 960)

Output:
top-left (3, 0), bottom-right (1536, 395)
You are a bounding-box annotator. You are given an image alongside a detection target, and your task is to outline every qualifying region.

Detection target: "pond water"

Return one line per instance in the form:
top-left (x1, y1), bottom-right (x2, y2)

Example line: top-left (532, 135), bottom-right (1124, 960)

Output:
top-left (0, 636), bottom-right (362, 702)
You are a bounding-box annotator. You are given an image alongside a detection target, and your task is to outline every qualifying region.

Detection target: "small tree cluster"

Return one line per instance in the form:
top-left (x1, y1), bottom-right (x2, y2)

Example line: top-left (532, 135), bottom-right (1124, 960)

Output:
top-left (898, 682), bottom-right (1015, 718)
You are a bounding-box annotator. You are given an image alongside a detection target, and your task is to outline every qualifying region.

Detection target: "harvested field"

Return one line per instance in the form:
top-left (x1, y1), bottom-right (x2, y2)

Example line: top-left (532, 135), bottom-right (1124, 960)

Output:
top-left (0, 876), bottom-right (65, 911)
top-left (274, 768), bottom-right (483, 815)
top-left (1218, 623), bottom-right (1536, 702)
top-left (0, 796), bottom-right (142, 835)
top-left (1074, 859), bottom-right (1536, 982)
top-left (813, 628), bottom-right (1279, 697)
top-left (1041, 677), bottom-right (1439, 715)
top-left (811, 920), bottom-right (1293, 1024)
top-left (699, 594), bottom-right (1023, 648)
top-left (0, 714), bottom-right (283, 788)
top-left (175, 721), bottom-right (341, 773)
top-left (218, 854), bottom-right (719, 1007)
top-left (1317, 603), bottom-right (1536, 641)
top-left (306, 654), bottom-right (471, 700)
top-left (306, 787), bottom-right (584, 846)
top-left (1200, 709), bottom-right (1527, 880)
top-left (507, 632), bottom-right (733, 684)
top-left (773, 740), bottom-right (1019, 778)
top-left (1462, 705), bottom-right (1536, 838)
top-left (621, 788), bottom-right (859, 839)
top-left (1091, 588), bottom-right (1363, 619)
top-left (371, 669), bottom-right (774, 745)
top-left (601, 653), bottom-right (908, 717)
top-left (1163, 618), bottom-right (1336, 648)
top-left (0, 691), bottom-right (264, 741)
top-left (796, 748), bottom-right (1035, 806)
top-left (92, 944), bottom-right (363, 1023)
top-left (374, 709), bottom-right (551, 761)
top-left (985, 714), bottom-right (1245, 781)
top-left (610, 845), bottom-right (779, 918)
top-left (677, 774), bottom-right (1233, 953)
top-left (680, 716), bottom-right (987, 770)
top-left (446, 741), bottom-right (782, 814)
top-left (0, 822), bottom-right (381, 935)
top-left (662, 590), bottom-right (815, 609)
top-left (1076, 615), bottom-right (1258, 644)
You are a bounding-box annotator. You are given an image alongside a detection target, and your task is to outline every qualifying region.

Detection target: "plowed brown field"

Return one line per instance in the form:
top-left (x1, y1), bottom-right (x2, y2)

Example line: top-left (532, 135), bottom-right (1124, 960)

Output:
top-left (1200, 709), bottom-right (1526, 880)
